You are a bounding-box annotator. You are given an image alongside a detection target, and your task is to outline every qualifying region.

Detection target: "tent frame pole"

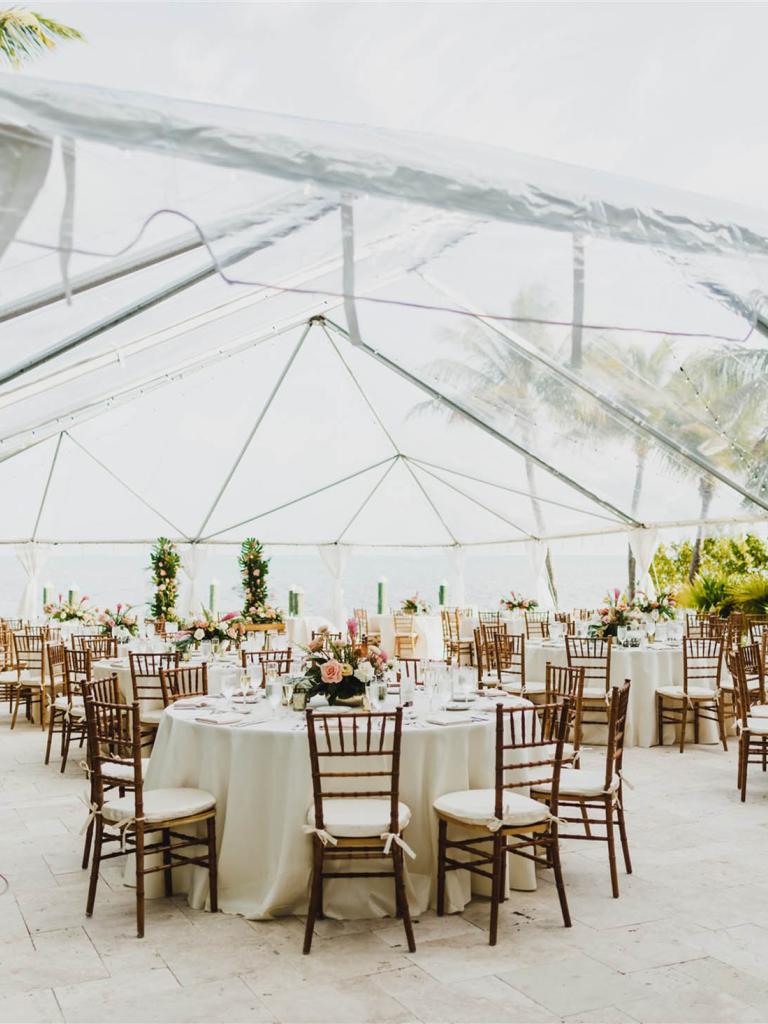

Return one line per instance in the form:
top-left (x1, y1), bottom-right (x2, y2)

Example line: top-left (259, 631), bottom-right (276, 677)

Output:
top-left (31, 432), bottom-right (63, 541)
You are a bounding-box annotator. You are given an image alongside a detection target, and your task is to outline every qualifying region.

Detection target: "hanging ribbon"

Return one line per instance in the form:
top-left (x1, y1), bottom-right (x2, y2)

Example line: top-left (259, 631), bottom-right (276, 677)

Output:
top-left (380, 832), bottom-right (416, 859)
top-left (302, 824), bottom-right (338, 847)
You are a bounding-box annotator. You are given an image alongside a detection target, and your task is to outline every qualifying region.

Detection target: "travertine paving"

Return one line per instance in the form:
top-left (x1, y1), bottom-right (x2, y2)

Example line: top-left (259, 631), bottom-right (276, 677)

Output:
top-left (2, 710), bottom-right (768, 1024)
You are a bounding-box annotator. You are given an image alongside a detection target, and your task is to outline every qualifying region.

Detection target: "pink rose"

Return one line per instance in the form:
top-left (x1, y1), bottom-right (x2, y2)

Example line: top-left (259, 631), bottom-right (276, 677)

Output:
top-left (221, 612), bottom-right (236, 621)
top-left (320, 659), bottom-right (343, 684)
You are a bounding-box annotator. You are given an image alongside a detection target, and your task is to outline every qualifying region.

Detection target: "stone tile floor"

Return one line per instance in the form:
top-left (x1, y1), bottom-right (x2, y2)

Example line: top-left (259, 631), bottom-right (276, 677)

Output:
top-left (2, 714), bottom-right (768, 1023)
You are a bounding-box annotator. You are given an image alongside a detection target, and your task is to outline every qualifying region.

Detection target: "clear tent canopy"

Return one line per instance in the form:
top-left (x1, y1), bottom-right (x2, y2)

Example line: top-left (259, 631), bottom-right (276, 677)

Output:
top-left (0, 74), bottom-right (767, 613)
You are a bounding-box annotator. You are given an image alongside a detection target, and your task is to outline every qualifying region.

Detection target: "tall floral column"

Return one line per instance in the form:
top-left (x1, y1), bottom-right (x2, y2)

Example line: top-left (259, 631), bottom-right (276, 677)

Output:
top-left (239, 538), bottom-right (281, 624)
top-left (150, 537), bottom-right (181, 621)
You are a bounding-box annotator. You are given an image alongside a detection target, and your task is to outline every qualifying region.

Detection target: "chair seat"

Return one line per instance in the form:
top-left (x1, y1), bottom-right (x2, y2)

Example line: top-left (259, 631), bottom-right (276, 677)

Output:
top-left (534, 768), bottom-right (619, 799)
top-left (522, 680), bottom-right (546, 695)
top-left (583, 687), bottom-right (609, 701)
top-left (15, 671), bottom-right (43, 688)
top-left (140, 708), bottom-right (164, 726)
top-left (749, 704), bottom-right (768, 718)
top-left (721, 677), bottom-right (760, 692)
top-left (102, 787), bottom-right (215, 824)
top-left (657, 686), bottom-right (716, 701)
top-left (54, 695), bottom-right (84, 711)
top-left (433, 788), bottom-right (550, 830)
top-left (102, 757), bottom-right (150, 783)
top-left (745, 717), bottom-right (768, 735)
top-left (306, 798), bottom-right (411, 838)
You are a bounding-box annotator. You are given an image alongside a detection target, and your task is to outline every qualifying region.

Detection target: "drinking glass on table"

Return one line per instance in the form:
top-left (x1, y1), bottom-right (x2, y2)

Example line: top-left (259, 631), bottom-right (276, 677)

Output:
top-left (265, 665), bottom-right (281, 712)
top-left (220, 678), bottom-right (235, 711)
top-left (281, 676), bottom-right (295, 707)
top-left (423, 664), bottom-right (438, 710)
top-left (240, 671), bottom-right (251, 701)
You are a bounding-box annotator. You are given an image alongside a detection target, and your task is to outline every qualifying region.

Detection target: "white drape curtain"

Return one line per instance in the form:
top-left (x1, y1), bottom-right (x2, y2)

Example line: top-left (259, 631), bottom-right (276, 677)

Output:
top-left (628, 528), bottom-right (660, 594)
top-left (16, 542), bottom-right (50, 621)
top-left (180, 544), bottom-right (209, 618)
top-left (318, 544), bottom-right (350, 629)
top-left (449, 545), bottom-right (466, 608)
top-left (525, 539), bottom-right (552, 609)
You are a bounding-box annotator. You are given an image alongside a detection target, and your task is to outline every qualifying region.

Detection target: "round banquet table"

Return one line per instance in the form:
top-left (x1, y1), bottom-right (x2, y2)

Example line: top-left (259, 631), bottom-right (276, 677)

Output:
top-left (370, 613), bottom-right (477, 661)
top-left (138, 696), bottom-right (538, 920)
top-left (524, 639), bottom-right (731, 748)
top-left (93, 656), bottom-right (241, 703)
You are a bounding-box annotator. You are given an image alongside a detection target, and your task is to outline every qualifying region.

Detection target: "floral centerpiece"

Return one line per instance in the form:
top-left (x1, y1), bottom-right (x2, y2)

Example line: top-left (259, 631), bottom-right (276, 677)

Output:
top-left (401, 594), bottom-right (430, 615)
top-left (589, 589), bottom-right (644, 638)
top-left (150, 537), bottom-right (181, 621)
top-left (634, 590), bottom-right (677, 621)
top-left (500, 591), bottom-right (538, 612)
top-left (44, 594), bottom-right (97, 624)
top-left (239, 538), bottom-right (283, 624)
top-left (98, 603), bottom-right (139, 637)
top-left (303, 619), bottom-right (389, 705)
top-left (175, 610), bottom-right (244, 652)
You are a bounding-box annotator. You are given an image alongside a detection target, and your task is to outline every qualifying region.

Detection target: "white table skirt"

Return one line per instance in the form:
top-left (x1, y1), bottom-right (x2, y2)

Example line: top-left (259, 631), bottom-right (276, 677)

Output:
top-left (524, 640), bottom-right (731, 748)
top-left (370, 614), bottom-right (477, 661)
top-left (285, 616), bottom-right (335, 646)
top-left (139, 700), bottom-right (538, 920)
top-left (93, 658), bottom-right (241, 703)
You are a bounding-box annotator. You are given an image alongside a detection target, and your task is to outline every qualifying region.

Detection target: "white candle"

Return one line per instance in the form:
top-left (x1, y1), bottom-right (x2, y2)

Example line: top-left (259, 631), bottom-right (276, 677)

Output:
top-left (68, 583), bottom-right (79, 605)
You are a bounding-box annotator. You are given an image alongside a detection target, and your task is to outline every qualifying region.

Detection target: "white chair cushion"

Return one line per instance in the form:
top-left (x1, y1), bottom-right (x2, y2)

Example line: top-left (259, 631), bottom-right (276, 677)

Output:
top-left (102, 757), bottom-right (150, 783)
top-left (500, 681), bottom-right (524, 694)
top-left (140, 708), bottom-right (164, 725)
top-left (523, 680), bottom-right (546, 694)
top-left (433, 788), bottom-right (550, 829)
top-left (656, 686), bottom-right (715, 700)
top-left (306, 799), bottom-right (411, 838)
top-left (54, 695), bottom-right (84, 711)
top-left (16, 671), bottom-right (42, 688)
top-left (583, 687), bottom-right (609, 700)
top-left (534, 768), bottom-right (619, 798)
top-left (102, 787), bottom-right (215, 824)
top-left (745, 717), bottom-right (768, 735)
top-left (748, 704), bottom-right (768, 718)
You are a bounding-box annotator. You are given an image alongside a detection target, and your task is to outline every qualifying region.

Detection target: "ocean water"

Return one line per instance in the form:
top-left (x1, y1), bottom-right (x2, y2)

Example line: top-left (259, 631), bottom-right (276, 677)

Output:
top-left (0, 539), bottom-right (632, 620)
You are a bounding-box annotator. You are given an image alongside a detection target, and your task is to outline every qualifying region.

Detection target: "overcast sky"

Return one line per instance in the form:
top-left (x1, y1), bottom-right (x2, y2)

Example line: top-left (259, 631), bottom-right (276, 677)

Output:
top-left (23, 1), bottom-right (768, 213)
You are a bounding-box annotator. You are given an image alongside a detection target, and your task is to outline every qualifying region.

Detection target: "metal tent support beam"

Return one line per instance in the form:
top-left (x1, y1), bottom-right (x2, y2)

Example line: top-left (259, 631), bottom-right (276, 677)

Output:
top-left (335, 457), bottom-right (399, 542)
top-left (31, 432), bottom-right (63, 541)
top-left (322, 316), bottom-right (640, 528)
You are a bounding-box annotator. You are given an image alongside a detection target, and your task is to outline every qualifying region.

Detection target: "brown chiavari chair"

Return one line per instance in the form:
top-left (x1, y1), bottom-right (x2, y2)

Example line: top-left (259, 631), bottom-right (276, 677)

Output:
top-left (481, 622), bottom-right (507, 673)
top-left (725, 612), bottom-right (747, 652)
top-left (396, 657), bottom-right (424, 684)
top-left (479, 611), bottom-right (501, 626)
top-left (241, 648), bottom-right (292, 685)
top-left (160, 664), bottom-right (209, 705)
top-left (728, 647), bottom-right (768, 802)
top-left (2, 618), bottom-right (24, 630)
top-left (545, 663), bottom-right (586, 763)
top-left (493, 632), bottom-right (545, 700)
top-left (56, 649), bottom-right (92, 772)
top-left (565, 636), bottom-right (613, 729)
top-left (440, 609), bottom-right (454, 661)
top-left (82, 692), bottom-right (218, 937)
top-left (656, 637), bottom-right (727, 753)
top-left (440, 609), bottom-right (473, 666)
top-left (473, 627), bottom-right (494, 687)
top-left (73, 634), bottom-right (118, 658)
top-left (128, 651), bottom-right (180, 744)
top-left (42, 642), bottom-right (67, 764)
top-left (303, 707), bottom-right (415, 954)
top-left (10, 632), bottom-right (46, 729)
top-left (393, 614), bottom-right (419, 660)
top-left (0, 623), bottom-right (19, 708)
top-left (352, 608), bottom-right (381, 647)
top-left (721, 640), bottom-right (764, 725)
top-left (23, 624), bottom-right (50, 637)
top-left (434, 700), bottom-right (572, 945)
top-left (534, 682), bottom-right (632, 897)
top-left (749, 618), bottom-right (768, 648)
top-left (310, 630), bottom-right (343, 650)
top-left (554, 612), bottom-right (576, 636)
top-left (524, 611), bottom-right (550, 639)
top-left (685, 615), bottom-right (726, 639)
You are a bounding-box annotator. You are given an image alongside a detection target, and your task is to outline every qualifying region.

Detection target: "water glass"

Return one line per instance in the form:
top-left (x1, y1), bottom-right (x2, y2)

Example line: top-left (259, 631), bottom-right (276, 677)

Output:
top-left (265, 666), bottom-right (281, 712)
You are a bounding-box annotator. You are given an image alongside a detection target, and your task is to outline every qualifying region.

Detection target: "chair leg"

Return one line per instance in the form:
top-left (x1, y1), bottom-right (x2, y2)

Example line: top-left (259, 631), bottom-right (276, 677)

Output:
top-left (44, 707), bottom-right (58, 765)
top-left (488, 832), bottom-right (504, 947)
top-left (605, 801), bottom-right (620, 898)
top-left (162, 827), bottom-right (173, 897)
top-left (82, 818), bottom-right (94, 870)
top-left (85, 820), bottom-right (103, 917)
top-left (392, 845), bottom-right (416, 953)
top-left (679, 701), bottom-right (688, 753)
top-left (206, 816), bottom-right (218, 913)
top-left (693, 703), bottom-right (700, 744)
top-left (550, 831), bottom-right (572, 928)
top-left (10, 688), bottom-right (21, 729)
top-left (303, 839), bottom-right (324, 954)
top-left (60, 720), bottom-right (73, 773)
top-left (741, 739), bottom-right (749, 802)
top-left (616, 800), bottom-right (632, 875)
top-left (656, 694), bottom-right (664, 747)
top-left (135, 824), bottom-right (145, 939)
top-left (717, 697), bottom-right (728, 752)
top-left (436, 818), bottom-right (447, 917)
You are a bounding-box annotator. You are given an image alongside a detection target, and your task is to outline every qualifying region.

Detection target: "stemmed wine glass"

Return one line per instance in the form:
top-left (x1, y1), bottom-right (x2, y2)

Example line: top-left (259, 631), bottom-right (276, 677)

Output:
top-left (265, 665), bottom-right (281, 713)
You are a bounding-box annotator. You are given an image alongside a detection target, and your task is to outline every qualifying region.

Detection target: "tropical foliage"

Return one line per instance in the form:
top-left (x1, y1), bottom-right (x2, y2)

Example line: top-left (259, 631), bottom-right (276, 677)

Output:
top-left (0, 8), bottom-right (82, 66)
top-left (651, 534), bottom-right (768, 591)
top-left (149, 537), bottom-right (180, 620)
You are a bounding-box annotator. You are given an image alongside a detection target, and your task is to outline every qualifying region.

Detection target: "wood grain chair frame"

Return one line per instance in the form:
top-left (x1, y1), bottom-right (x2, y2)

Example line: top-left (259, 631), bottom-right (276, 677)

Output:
top-left (565, 636), bottom-right (613, 729)
top-left (10, 632), bottom-right (46, 729)
top-left (241, 648), bottom-right (292, 685)
top-left (545, 663), bottom-right (586, 761)
top-left (129, 651), bottom-right (180, 744)
top-left (656, 637), bottom-right (727, 753)
top-left (159, 664), bottom-right (209, 705)
top-left (728, 646), bottom-right (768, 802)
top-left (524, 611), bottom-right (550, 639)
top-left (303, 707), bottom-right (415, 955)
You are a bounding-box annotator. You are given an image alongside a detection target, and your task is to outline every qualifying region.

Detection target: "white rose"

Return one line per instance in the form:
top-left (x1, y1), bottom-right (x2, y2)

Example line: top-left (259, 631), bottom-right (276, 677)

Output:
top-left (194, 628), bottom-right (205, 641)
top-left (354, 661), bottom-right (374, 684)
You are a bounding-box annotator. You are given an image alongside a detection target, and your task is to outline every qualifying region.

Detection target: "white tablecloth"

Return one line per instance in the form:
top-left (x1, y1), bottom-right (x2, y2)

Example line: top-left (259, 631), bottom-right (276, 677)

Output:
top-left (370, 614), bottom-right (477, 660)
top-left (524, 640), bottom-right (729, 748)
top-left (93, 657), bottom-right (241, 702)
top-left (284, 616), bottom-right (335, 646)
top-left (140, 697), bottom-right (538, 920)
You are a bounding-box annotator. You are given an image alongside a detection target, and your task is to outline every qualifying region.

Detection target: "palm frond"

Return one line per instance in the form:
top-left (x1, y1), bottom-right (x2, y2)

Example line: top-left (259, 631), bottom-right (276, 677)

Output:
top-left (0, 8), bottom-right (83, 66)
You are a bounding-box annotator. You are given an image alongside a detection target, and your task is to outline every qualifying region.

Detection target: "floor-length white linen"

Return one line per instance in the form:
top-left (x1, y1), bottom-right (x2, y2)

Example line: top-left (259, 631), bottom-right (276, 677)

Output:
top-left (523, 640), bottom-right (726, 747)
top-left (370, 613), bottom-right (477, 660)
top-left (284, 615), bottom-right (335, 646)
top-left (140, 705), bottom-right (538, 919)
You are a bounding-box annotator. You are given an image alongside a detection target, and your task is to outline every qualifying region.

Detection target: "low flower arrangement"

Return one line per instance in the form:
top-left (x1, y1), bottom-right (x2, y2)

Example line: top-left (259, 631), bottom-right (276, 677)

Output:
top-left (44, 595), bottom-right (97, 624)
top-left (500, 591), bottom-right (538, 612)
top-left (98, 603), bottom-right (139, 637)
top-left (634, 590), bottom-right (677, 621)
top-left (589, 589), bottom-right (644, 638)
top-left (175, 610), bottom-right (245, 652)
top-left (401, 594), bottom-right (430, 615)
top-left (303, 620), bottom-right (389, 705)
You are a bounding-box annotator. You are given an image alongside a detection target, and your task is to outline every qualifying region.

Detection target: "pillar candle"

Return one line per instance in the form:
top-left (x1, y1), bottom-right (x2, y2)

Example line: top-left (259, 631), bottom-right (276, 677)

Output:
top-left (209, 579), bottom-right (219, 613)
top-left (438, 580), bottom-right (447, 607)
top-left (377, 578), bottom-right (388, 615)
top-left (288, 587), bottom-right (297, 616)
top-left (68, 584), bottom-right (79, 605)
top-left (42, 582), bottom-right (53, 607)
top-left (295, 588), bottom-right (305, 616)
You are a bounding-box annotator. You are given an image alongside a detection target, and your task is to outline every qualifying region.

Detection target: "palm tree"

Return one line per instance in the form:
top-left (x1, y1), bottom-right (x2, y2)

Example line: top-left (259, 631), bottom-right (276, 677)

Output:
top-left (0, 8), bottom-right (82, 66)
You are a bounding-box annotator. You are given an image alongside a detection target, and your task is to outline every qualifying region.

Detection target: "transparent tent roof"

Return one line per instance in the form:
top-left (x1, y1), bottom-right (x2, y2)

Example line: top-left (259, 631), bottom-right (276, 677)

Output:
top-left (0, 73), bottom-right (767, 553)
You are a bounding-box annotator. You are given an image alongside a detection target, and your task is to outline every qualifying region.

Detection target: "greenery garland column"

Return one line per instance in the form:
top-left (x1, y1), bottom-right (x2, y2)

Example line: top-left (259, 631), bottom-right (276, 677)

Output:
top-left (239, 538), bottom-right (282, 623)
top-left (150, 537), bottom-right (181, 620)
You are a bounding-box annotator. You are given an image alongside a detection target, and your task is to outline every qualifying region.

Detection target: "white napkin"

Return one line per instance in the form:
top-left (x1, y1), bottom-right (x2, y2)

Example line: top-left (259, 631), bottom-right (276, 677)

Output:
top-left (425, 712), bottom-right (475, 726)
top-left (194, 713), bottom-right (243, 726)
top-left (173, 697), bottom-right (210, 709)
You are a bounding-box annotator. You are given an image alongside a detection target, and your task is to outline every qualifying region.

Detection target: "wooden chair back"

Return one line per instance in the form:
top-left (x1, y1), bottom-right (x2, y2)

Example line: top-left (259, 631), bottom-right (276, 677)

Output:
top-left (83, 694), bottom-right (143, 810)
top-left (83, 673), bottom-right (121, 706)
top-left (494, 701), bottom-right (571, 821)
top-left (604, 681), bottom-right (631, 792)
top-left (545, 662), bottom-right (585, 758)
top-left (64, 648), bottom-right (92, 702)
top-left (727, 647), bottom-right (754, 731)
top-left (494, 632), bottom-right (525, 689)
top-left (160, 664), bottom-right (209, 705)
top-left (305, 708), bottom-right (404, 836)
top-left (44, 642), bottom-right (66, 700)
top-left (565, 636), bottom-right (612, 693)
top-left (311, 630), bottom-right (342, 649)
top-left (73, 635), bottom-right (118, 658)
top-left (241, 648), bottom-right (292, 684)
top-left (14, 631), bottom-right (45, 679)
top-left (524, 612), bottom-right (550, 639)
top-left (479, 611), bottom-right (500, 626)
top-left (749, 618), bottom-right (768, 645)
top-left (393, 615), bottom-right (415, 637)
top-left (129, 651), bottom-right (180, 714)
top-left (682, 637), bottom-right (723, 695)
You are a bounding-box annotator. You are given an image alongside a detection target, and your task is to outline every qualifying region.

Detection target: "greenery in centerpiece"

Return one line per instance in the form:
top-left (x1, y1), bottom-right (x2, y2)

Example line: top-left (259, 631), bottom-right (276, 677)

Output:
top-left (589, 589), bottom-right (643, 638)
top-left (98, 603), bottom-right (139, 636)
top-left (499, 591), bottom-right (538, 612)
top-left (174, 609), bottom-right (245, 652)
top-left (634, 590), bottom-right (677, 621)
top-left (401, 593), bottom-right (430, 615)
top-left (239, 538), bottom-right (283, 623)
top-left (303, 620), bottom-right (390, 705)
top-left (44, 594), bottom-right (97, 624)
top-left (149, 537), bottom-right (181, 620)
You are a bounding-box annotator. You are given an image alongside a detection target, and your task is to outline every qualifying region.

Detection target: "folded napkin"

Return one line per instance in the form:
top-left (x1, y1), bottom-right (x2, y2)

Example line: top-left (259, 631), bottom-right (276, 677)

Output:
top-left (425, 712), bottom-right (475, 726)
top-left (173, 697), bottom-right (210, 709)
top-left (109, 658), bottom-right (127, 667)
top-left (194, 713), bottom-right (244, 726)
